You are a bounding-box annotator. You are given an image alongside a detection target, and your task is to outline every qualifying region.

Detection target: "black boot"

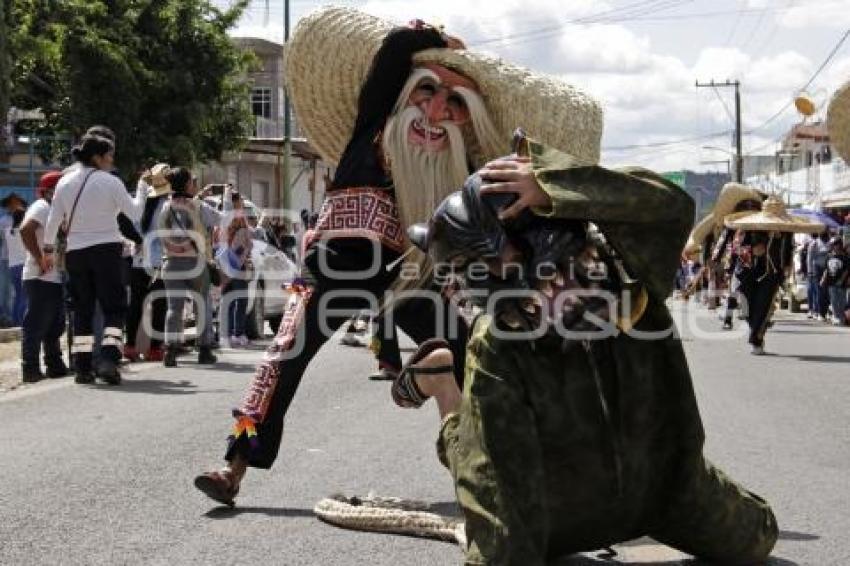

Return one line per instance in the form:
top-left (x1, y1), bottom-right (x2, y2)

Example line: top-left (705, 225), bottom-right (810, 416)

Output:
top-left (44, 352), bottom-right (70, 378)
top-left (22, 364), bottom-right (45, 384)
top-left (45, 363), bottom-right (70, 378)
top-left (43, 339), bottom-right (67, 378)
top-left (198, 346), bottom-right (217, 365)
top-left (75, 370), bottom-right (95, 384)
top-left (74, 352), bottom-right (94, 384)
top-left (163, 345), bottom-right (178, 367)
top-left (95, 358), bottom-right (121, 385)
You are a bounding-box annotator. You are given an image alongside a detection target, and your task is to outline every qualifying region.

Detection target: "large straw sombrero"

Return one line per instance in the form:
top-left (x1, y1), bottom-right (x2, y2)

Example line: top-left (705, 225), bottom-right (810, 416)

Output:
top-left (827, 80), bottom-right (850, 162)
top-left (683, 214), bottom-right (715, 254)
top-left (284, 6), bottom-right (603, 168)
top-left (725, 196), bottom-right (824, 233)
top-left (713, 182), bottom-right (763, 222)
top-left (683, 182), bottom-right (764, 252)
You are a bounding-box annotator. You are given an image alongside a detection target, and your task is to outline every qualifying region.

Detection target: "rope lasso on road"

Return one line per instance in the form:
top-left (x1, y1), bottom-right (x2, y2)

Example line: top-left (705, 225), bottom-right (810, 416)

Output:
top-left (313, 493), bottom-right (466, 547)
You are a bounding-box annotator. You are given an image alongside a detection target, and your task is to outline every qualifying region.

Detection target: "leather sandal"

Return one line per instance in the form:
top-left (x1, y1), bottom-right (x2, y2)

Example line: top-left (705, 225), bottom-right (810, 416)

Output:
top-left (194, 470), bottom-right (240, 507)
top-left (391, 338), bottom-right (453, 409)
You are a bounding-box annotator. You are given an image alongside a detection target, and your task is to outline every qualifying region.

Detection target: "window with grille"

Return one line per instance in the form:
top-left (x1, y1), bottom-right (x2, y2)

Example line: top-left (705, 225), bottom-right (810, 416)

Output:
top-left (251, 87), bottom-right (272, 119)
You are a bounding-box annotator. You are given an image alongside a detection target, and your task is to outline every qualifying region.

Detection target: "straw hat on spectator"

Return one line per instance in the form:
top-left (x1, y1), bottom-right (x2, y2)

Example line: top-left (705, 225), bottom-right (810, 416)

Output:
top-left (144, 163), bottom-right (173, 197)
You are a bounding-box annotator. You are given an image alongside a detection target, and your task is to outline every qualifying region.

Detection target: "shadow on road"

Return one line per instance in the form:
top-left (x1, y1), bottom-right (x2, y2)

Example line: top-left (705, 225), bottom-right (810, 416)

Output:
top-left (204, 505), bottom-right (315, 519)
top-left (428, 501), bottom-right (462, 518)
top-left (104, 379), bottom-right (205, 395)
top-left (769, 329), bottom-right (842, 335)
top-left (777, 529), bottom-right (820, 541)
top-left (554, 553), bottom-right (800, 565)
top-left (205, 361), bottom-right (258, 373)
top-left (774, 354), bottom-right (850, 364)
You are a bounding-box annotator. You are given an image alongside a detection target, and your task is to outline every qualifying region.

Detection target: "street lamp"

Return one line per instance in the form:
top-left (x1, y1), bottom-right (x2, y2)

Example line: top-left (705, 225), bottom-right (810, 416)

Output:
top-left (703, 145), bottom-right (742, 182)
top-left (699, 159), bottom-right (731, 176)
top-left (691, 185), bottom-right (711, 225)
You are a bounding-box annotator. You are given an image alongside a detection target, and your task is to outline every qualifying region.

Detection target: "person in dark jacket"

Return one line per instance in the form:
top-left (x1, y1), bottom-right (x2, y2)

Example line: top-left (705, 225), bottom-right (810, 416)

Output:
top-left (398, 138), bottom-right (777, 565)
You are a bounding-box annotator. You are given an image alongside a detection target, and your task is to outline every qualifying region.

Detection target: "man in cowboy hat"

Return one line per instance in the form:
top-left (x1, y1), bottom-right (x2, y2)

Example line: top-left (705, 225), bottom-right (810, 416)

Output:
top-left (195, 6), bottom-right (602, 504)
top-left (396, 136), bottom-right (778, 565)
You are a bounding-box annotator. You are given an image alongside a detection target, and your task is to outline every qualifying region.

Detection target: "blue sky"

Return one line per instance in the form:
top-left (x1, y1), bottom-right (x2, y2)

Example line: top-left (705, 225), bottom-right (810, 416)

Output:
top-left (222, 0), bottom-right (850, 172)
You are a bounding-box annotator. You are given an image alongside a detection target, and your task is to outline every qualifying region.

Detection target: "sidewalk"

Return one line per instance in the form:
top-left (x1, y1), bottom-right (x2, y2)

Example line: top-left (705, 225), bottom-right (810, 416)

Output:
top-left (0, 327), bottom-right (204, 393)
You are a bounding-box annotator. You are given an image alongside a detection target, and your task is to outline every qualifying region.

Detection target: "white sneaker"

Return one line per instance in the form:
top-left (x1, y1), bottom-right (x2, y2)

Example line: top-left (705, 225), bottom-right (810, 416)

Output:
top-left (751, 345), bottom-right (765, 356)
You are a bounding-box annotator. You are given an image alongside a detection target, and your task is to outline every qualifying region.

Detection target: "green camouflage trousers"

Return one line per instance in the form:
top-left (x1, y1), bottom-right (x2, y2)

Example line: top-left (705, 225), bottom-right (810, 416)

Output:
top-left (438, 308), bottom-right (777, 566)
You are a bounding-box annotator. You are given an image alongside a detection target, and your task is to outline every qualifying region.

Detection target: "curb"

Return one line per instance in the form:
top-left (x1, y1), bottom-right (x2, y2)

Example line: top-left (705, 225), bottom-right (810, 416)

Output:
top-left (0, 328), bottom-right (21, 343)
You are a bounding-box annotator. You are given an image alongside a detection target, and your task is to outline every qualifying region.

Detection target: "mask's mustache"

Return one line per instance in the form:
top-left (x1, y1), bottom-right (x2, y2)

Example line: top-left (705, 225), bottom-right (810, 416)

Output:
top-left (399, 106), bottom-right (461, 147)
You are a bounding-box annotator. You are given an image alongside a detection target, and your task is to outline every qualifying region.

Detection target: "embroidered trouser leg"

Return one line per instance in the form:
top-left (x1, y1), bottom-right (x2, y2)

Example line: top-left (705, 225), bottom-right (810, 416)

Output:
top-left (225, 285), bottom-right (470, 470)
top-left (225, 285), bottom-right (374, 468)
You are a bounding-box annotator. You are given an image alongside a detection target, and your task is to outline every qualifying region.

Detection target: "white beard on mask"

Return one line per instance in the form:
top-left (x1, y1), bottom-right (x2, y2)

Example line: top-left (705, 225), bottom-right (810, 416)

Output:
top-left (381, 105), bottom-right (472, 293)
top-left (382, 105), bottom-right (471, 239)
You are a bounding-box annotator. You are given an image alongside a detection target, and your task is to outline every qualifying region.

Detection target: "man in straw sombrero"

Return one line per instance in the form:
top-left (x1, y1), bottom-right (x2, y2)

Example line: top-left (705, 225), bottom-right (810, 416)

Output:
top-left (725, 195), bottom-right (824, 354)
top-left (682, 182), bottom-right (764, 320)
top-left (195, 6), bottom-right (604, 504)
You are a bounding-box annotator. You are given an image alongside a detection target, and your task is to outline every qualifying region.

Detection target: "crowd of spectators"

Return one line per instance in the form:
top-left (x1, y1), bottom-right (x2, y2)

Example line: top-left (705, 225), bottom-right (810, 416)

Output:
top-left (10, 124), bottom-right (305, 385)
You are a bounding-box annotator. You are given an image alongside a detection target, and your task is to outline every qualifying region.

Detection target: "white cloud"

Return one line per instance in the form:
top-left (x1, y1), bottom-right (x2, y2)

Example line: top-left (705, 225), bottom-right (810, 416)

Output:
top-left (226, 0), bottom-right (848, 173)
top-left (777, 0), bottom-right (850, 29)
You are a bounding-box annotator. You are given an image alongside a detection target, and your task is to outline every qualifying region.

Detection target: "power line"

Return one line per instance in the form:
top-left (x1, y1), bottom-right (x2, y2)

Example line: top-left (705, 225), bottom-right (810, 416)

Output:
top-left (628, 5), bottom-right (794, 22)
top-left (603, 130), bottom-right (732, 151)
top-left (468, 0), bottom-right (695, 48)
top-left (746, 27), bottom-right (850, 136)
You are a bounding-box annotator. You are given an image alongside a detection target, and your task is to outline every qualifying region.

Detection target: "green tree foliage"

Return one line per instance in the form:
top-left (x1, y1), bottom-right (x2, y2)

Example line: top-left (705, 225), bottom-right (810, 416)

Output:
top-left (0, 0), bottom-right (11, 144)
top-left (8, 0), bottom-right (255, 176)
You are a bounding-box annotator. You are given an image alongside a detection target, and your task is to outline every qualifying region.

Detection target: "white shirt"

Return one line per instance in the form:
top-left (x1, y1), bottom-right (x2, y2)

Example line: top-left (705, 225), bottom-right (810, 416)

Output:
top-left (44, 167), bottom-right (147, 251)
top-left (0, 213), bottom-right (12, 261)
top-left (22, 199), bottom-right (61, 283)
top-left (4, 225), bottom-right (26, 267)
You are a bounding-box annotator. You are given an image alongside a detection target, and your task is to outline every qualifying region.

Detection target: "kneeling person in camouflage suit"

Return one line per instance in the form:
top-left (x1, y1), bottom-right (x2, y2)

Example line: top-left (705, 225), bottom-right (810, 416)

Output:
top-left (397, 137), bottom-right (778, 565)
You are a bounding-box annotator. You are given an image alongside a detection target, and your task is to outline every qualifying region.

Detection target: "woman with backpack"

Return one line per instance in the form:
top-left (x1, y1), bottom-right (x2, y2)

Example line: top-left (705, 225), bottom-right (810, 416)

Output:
top-left (158, 168), bottom-right (227, 367)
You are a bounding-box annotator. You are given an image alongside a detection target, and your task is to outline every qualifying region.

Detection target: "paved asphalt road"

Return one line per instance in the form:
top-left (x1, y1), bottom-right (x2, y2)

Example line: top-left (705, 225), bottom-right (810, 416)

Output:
top-left (0, 303), bottom-right (848, 565)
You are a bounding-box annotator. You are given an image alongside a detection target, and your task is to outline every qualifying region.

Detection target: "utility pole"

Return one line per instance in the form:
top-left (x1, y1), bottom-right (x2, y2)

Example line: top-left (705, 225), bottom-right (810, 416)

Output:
top-left (282, 0), bottom-right (292, 211)
top-left (695, 79), bottom-right (743, 183)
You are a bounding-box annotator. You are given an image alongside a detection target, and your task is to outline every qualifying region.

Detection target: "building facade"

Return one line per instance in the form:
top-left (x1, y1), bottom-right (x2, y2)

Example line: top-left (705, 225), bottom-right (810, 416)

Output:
top-left (745, 120), bottom-right (850, 209)
top-left (197, 37), bottom-right (332, 219)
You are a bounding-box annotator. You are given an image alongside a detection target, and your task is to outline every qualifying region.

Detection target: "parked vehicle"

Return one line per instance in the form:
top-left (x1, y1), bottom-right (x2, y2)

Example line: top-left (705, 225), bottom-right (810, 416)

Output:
top-left (202, 194), bottom-right (299, 338)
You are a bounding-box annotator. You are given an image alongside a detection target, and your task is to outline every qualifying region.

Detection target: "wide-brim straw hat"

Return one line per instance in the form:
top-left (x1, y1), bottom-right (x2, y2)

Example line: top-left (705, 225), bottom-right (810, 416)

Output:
top-left (725, 196), bottom-right (824, 233)
top-left (827, 80), bottom-right (850, 162)
top-left (683, 182), bottom-right (763, 252)
top-left (683, 214), bottom-right (715, 254)
top-left (284, 6), bottom-right (603, 168)
top-left (713, 182), bottom-right (764, 223)
top-left (147, 163), bottom-right (173, 197)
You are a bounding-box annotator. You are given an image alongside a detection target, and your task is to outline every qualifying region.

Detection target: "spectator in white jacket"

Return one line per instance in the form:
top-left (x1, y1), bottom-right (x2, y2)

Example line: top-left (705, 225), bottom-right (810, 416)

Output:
top-left (43, 134), bottom-right (148, 385)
